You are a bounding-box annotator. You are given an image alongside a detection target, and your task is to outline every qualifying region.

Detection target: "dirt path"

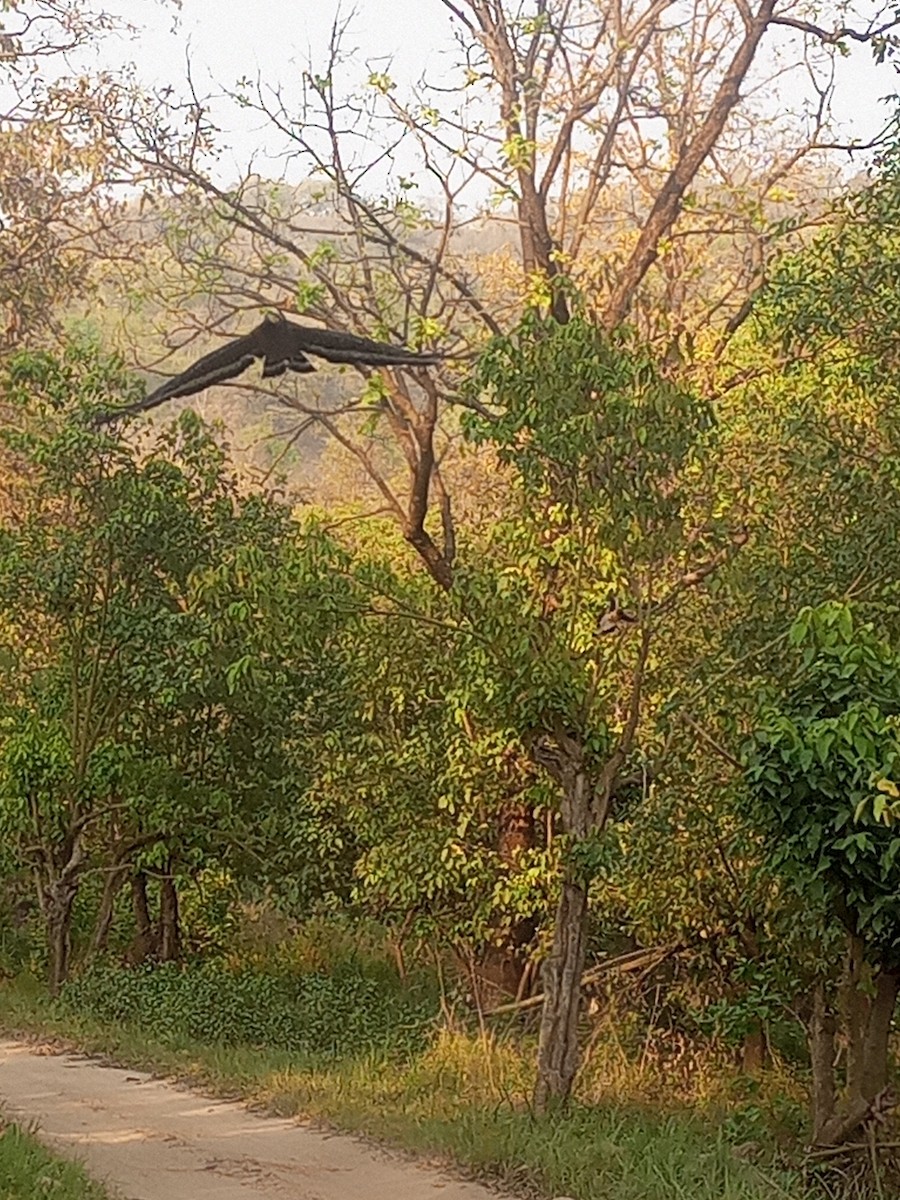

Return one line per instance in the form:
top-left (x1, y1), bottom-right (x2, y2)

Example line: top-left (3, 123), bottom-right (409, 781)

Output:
top-left (0, 1039), bottom-right (503, 1200)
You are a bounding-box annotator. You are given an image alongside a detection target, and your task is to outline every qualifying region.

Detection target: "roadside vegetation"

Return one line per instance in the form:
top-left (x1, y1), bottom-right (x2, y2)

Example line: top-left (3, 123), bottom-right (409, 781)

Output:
top-left (0, 1120), bottom-right (110, 1200)
top-left (1, 946), bottom-right (808, 1200)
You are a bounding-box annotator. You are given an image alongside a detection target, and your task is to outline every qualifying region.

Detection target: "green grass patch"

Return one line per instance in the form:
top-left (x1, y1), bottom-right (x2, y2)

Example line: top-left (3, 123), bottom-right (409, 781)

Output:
top-left (0, 971), bottom-right (811, 1200)
top-left (0, 1121), bottom-right (110, 1200)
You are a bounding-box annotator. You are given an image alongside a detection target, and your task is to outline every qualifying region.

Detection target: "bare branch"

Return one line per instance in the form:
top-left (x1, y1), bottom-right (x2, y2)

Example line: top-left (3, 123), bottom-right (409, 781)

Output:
top-left (603, 0), bottom-right (777, 329)
top-left (770, 15), bottom-right (900, 46)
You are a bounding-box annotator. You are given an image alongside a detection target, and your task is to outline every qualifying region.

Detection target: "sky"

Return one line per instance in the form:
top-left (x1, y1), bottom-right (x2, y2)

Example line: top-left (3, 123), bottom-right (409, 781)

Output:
top-left (91, 0), bottom-right (462, 182)
top-left (78, 0), bottom-right (900, 188)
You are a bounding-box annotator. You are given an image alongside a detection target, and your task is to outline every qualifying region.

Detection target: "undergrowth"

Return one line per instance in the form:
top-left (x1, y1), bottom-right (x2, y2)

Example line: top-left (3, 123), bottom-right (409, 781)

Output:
top-left (0, 1121), bottom-right (109, 1200)
top-left (0, 964), bottom-right (813, 1200)
top-left (59, 958), bottom-right (436, 1058)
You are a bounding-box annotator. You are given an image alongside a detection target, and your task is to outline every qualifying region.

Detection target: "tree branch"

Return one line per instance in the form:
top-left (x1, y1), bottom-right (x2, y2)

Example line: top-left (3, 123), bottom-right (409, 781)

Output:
top-left (602, 0), bottom-right (777, 329)
top-left (770, 15), bottom-right (900, 46)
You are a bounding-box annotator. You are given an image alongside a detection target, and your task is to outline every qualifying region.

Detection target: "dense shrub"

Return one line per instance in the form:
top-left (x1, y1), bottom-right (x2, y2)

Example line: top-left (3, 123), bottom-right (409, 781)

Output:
top-left (59, 960), bottom-right (437, 1058)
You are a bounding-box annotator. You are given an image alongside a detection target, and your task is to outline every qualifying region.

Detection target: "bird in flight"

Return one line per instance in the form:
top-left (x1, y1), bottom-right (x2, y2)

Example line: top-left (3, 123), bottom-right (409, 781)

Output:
top-left (94, 312), bottom-right (443, 424)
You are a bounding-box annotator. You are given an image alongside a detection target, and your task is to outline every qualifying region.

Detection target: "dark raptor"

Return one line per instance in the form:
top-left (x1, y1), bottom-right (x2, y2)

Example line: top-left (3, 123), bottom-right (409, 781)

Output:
top-left (94, 312), bottom-right (443, 424)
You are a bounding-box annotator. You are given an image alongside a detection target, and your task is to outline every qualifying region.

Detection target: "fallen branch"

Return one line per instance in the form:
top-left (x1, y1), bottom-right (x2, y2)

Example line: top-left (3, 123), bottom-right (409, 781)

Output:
top-left (805, 1140), bottom-right (900, 1161)
top-left (484, 944), bottom-right (681, 1016)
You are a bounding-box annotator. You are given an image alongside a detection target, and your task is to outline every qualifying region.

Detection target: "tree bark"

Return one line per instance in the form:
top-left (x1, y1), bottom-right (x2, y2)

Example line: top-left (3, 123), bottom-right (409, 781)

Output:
top-left (130, 870), bottom-right (154, 963)
top-left (858, 967), bottom-right (900, 1100)
top-left (533, 875), bottom-right (588, 1111)
top-left (842, 934), bottom-right (866, 1104)
top-left (90, 861), bottom-right (129, 957)
top-left (740, 1026), bottom-right (768, 1074)
top-left (532, 749), bottom-right (593, 1110)
top-left (159, 870), bottom-right (181, 963)
top-left (839, 937), bottom-right (900, 1111)
top-left (810, 981), bottom-right (836, 1144)
top-left (36, 833), bottom-right (85, 996)
top-left (810, 944), bottom-right (900, 1146)
top-left (474, 799), bottom-right (538, 1004)
top-left (45, 875), bottom-right (78, 997)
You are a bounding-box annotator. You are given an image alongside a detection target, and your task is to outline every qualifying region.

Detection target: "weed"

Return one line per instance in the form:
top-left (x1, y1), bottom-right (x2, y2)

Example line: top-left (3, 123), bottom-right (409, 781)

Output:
top-left (0, 1121), bottom-right (109, 1200)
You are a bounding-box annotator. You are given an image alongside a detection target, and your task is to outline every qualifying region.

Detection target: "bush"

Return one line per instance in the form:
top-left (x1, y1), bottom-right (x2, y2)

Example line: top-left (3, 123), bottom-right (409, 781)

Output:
top-left (58, 959), bottom-right (436, 1059)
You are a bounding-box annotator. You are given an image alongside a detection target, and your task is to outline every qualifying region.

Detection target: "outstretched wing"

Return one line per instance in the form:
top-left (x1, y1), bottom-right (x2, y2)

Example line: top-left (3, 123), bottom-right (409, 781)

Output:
top-left (93, 315), bottom-right (441, 425)
top-left (93, 328), bottom-right (267, 425)
top-left (289, 323), bottom-right (443, 368)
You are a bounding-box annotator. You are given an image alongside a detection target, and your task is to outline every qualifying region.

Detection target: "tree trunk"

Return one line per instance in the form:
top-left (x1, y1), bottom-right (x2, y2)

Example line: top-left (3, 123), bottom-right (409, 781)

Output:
top-left (840, 937), bottom-right (899, 1110)
top-left (90, 861), bottom-right (129, 958)
top-left (740, 1026), bottom-right (768, 1074)
top-left (810, 945), bottom-right (900, 1145)
top-left (529, 737), bottom-right (600, 1112)
top-left (45, 876), bottom-right (78, 997)
top-left (37, 835), bottom-right (85, 996)
top-left (130, 871), bottom-right (154, 963)
top-left (474, 800), bottom-right (538, 1005)
top-left (810, 981), bottom-right (836, 1144)
top-left (842, 935), bottom-right (866, 1104)
top-left (159, 870), bottom-right (181, 963)
top-left (533, 876), bottom-right (588, 1111)
top-left (856, 967), bottom-right (899, 1100)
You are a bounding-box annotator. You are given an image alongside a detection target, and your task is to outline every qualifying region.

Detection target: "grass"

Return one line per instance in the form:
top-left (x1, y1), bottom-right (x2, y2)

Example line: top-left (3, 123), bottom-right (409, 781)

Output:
top-left (0, 971), bottom-right (812, 1200)
top-left (0, 1120), bottom-right (110, 1200)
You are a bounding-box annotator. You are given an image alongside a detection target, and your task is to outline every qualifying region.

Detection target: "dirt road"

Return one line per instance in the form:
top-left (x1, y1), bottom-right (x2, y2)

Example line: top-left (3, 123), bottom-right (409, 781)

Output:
top-left (0, 1039), bottom-right (502, 1200)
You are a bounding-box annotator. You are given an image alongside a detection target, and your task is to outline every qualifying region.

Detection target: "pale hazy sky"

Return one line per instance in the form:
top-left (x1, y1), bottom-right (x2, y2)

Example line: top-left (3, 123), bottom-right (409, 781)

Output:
top-left (82, 0), bottom-right (899, 183)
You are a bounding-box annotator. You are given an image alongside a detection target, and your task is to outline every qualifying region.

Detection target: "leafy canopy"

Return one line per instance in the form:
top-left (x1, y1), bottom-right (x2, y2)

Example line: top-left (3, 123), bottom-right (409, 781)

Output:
top-left (744, 602), bottom-right (900, 966)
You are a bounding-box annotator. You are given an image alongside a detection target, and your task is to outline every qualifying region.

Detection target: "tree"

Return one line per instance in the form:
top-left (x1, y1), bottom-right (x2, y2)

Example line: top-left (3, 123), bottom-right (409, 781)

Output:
top-left (744, 603), bottom-right (900, 1145)
top-left (0, 341), bottom-right (348, 989)
top-left (84, 0), bottom-right (899, 583)
top-left (663, 150), bottom-right (900, 1136)
top-left (0, 1), bottom-right (145, 349)
top-left (453, 312), bottom-right (743, 1105)
top-left (283, 520), bottom-right (552, 1001)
